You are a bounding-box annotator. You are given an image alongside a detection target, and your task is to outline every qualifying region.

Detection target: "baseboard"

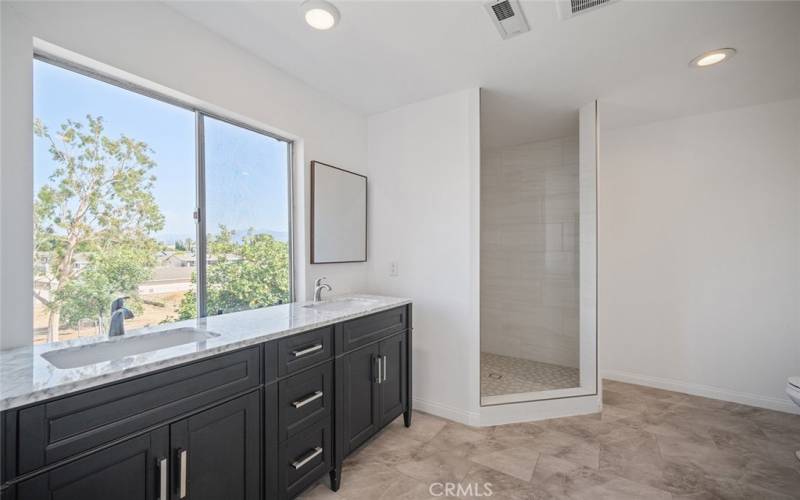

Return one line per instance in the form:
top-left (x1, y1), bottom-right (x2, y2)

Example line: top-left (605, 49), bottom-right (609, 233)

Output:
top-left (413, 394), bottom-right (602, 427)
top-left (477, 394), bottom-right (601, 426)
top-left (412, 397), bottom-right (480, 426)
top-left (602, 369), bottom-right (800, 415)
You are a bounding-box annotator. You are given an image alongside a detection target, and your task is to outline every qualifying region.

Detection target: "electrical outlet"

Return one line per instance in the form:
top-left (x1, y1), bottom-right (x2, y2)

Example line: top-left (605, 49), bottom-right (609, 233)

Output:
top-left (390, 261), bottom-right (399, 277)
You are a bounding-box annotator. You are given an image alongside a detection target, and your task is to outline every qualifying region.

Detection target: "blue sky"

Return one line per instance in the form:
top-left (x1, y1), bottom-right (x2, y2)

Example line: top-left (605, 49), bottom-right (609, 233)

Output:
top-left (33, 60), bottom-right (289, 245)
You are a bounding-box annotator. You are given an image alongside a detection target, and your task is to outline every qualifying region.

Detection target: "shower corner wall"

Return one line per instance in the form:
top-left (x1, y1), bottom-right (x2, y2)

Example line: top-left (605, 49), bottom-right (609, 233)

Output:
top-left (479, 100), bottom-right (598, 413)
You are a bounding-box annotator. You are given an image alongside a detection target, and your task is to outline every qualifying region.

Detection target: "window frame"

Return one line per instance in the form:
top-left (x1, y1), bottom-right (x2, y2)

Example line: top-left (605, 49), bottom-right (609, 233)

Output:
top-left (33, 53), bottom-right (296, 322)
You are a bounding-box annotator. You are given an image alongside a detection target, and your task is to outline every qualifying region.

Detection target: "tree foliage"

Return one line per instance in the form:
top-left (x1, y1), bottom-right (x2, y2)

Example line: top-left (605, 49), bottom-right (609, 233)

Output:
top-left (177, 228), bottom-right (290, 319)
top-left (56, 247), bottom-right (153, 329)
top-left (34, 115), bottom-right (164, 339)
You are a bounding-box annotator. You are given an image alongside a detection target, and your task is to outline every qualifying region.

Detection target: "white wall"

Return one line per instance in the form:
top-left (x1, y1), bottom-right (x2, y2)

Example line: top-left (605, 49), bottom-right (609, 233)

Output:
top-left (367, 89), bottom-right (481, 423)
top-left (0, 6), bottom-right (34, 349)
top-left (600, 99), bottom-right (800, 413)
top-left (0, 2), bottom-right (369, 348)
top-left (481, 136), bottom-right (580, 368)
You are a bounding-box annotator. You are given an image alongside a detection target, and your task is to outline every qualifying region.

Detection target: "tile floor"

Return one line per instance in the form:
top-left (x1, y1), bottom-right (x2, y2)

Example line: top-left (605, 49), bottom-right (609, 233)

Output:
top-left (481, 352), bottom-right (580, 397)
top-left (300, 380), bottom-right (800, 499)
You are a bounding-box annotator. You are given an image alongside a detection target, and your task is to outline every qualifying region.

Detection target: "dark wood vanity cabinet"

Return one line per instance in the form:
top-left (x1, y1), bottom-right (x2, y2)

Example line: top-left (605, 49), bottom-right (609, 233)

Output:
top-left (338, 342), bottom-right (382, 453)
top-left (14, 428), bottom-right (168, 500)
top-left (378, 333), bottom-right (409, 427)
top-left (0, 304), bottom-right (412, 500)
top-left (169, 391), bottom-right (261, 500)
top-left (10, 391), bottom-right (261, 500)
top-left (337, 333), bottom-right (408, 456)
top-left (332, 308), bottom-right (412, 488)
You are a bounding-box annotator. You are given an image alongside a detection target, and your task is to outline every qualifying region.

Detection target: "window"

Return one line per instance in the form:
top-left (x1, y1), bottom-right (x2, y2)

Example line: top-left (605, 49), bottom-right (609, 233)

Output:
top-left (33, 57), bottom-right (292, 344)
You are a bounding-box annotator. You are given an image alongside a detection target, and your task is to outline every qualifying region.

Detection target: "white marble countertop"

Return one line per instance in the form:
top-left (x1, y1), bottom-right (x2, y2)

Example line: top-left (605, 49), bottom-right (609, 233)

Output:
top-left (0, 294), bottom-right (411, 411)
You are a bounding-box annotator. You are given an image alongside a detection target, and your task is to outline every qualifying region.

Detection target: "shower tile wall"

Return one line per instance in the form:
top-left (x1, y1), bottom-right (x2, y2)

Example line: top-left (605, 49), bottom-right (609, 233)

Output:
top-left (481, 136), bottom-right (580, 368)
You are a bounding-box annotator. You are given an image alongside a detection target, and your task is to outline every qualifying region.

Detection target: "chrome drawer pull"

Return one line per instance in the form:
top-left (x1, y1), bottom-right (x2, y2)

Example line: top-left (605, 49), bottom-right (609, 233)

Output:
top-left (292, 446), bottom-right (323, 470)
top-left (158, 458), bottom-right (168, 500)
top-left (292, 390), bottom-right (323, 409)
top-left (292, 344), bottom-right (323, 357)
top-left (178, 448), bottom-right (188, 499)
top-left (382, 355), bottom-right (388, 383)
top-left (376, 356), bottom-right (382, 384)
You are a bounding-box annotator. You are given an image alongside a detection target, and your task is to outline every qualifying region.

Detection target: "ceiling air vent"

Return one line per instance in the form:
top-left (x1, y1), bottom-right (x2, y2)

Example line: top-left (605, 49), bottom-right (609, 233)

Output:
top-left (485, 0), bottom-right (530, 40)
top-left (557, 0), bottom-right (618, 19)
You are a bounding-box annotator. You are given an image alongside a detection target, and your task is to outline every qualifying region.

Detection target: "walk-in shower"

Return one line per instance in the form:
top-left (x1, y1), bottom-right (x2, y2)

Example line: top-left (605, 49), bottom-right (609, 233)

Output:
top-left (480, 96), bottom-right (597, 406)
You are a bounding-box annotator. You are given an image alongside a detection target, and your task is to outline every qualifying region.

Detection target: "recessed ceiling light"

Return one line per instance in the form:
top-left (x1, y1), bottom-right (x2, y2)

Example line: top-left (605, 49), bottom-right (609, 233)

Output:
top-left (689, 48), bottom-right (736, 68)
top-left (301, 0), bottom-right (340, 30)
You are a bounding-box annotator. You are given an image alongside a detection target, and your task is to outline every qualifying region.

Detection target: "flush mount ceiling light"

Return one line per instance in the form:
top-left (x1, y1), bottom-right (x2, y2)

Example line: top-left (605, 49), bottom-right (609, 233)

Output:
top-left (689, 48), bottom-right (737, 68)
top-left (301, 0), bottom-right (340, 30)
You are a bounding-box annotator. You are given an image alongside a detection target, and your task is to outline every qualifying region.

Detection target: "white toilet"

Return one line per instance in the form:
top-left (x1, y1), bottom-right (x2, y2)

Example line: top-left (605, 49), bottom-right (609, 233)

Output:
top-left (786, 377), bottom-right (800, 461)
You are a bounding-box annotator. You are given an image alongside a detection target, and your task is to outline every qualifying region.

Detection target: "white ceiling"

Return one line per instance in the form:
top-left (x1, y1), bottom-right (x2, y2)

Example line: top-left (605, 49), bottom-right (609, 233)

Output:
top-left (167, 1), bottom-right (800, 148)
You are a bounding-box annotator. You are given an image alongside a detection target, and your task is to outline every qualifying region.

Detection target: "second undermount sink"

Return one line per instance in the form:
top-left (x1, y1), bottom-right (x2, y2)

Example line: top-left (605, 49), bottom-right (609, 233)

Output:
top-left (41, 327), bottom-right (220, 369)
top-left (303, 297), bottom-right (379, 313)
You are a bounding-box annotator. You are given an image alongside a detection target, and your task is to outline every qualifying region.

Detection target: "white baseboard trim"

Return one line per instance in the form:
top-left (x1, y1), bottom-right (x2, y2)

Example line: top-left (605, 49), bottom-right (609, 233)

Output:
top-left (412, 397), bottom-right (480, 426)
top-left (413, 394), bottom-right (602, 427)
top-left (602, 370), bottom-right (800, 415)
top-left (477, 394), bottom-right (601, 427)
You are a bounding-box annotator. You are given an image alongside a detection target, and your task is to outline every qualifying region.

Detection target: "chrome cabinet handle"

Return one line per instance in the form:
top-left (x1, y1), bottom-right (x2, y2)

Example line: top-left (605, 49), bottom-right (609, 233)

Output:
top-left (292, 447), bottom-right (323, 470)
top-left (292, 344), bottom-right (323, 357)
top-left (382, 355), bottom-right (388, 383)
top-left (158, 458), bottom-right (168, 500)
top-left (178, 449), bottom-right (187, 499)
top-left (292, 390), bottom-right (323, 409)
top-left (376, 356), bottom-right (382, 384)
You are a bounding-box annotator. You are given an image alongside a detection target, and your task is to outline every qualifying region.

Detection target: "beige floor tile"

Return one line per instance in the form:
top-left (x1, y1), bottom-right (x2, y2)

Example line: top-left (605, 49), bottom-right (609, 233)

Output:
top-left (428, 422), bottom-right (492, 451)
top-left (740, 456), bottom-right (800, 498)
top-left (469, 446), bottom-right (541, 481)
top-left (387, 411), bottom-right (449, 441)
top-left (297, 483), bottom-right (345, 500)
top-left (524, 429), bottom-right (600, 469)
top-left (394, 451), bottom-right (475, 484)
top-left (571, 476), bottom-right (672, 500)
top-left (458, 463), bottom-right (534, 493)
top-left (296, 382), bottom-right (800, 500)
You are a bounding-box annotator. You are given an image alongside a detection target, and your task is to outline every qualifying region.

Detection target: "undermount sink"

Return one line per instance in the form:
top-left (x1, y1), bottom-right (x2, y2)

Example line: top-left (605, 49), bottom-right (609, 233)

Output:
top-left (41, 327), bottom-right (220, 369)
top-left (303, 297), bottom-right (379, 313)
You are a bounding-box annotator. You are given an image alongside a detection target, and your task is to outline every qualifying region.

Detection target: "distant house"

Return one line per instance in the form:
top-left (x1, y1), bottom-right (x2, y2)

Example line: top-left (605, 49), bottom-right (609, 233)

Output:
top-left (162, 252), bottom-right (197, 268)
top-left (161, 252), bottom-right (242, 268)
top-left (139, 266), bottom-right (194, 295)
top-left (34, 251), bottom-right (91, 275)
top-left (72, 253), bottom-right (91, 270)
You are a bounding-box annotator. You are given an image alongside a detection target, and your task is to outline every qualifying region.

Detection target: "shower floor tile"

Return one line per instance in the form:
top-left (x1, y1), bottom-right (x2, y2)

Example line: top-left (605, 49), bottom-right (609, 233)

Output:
top-left (481, 352), bottom-right (579, 397)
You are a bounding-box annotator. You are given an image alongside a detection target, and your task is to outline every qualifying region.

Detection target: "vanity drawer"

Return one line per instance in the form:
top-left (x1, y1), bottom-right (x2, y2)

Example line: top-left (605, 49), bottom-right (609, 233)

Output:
top-left (337, 306), bottom-right (408, 353)
top-left (279, 418), bottom-right (332, 499)
top-left (15, 346), bottom-right (260, 477)
top-left (279, 361), bottom-right (333, 441)
top-left (277, 327), bottom-right (333, 376)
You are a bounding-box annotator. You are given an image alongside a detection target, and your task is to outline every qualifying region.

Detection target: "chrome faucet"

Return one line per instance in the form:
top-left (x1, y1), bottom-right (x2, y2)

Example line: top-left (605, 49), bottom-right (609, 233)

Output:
top-left (108, 296), bottom-right (134, 337)
top-left (313, 277), bottom-right (332, 302)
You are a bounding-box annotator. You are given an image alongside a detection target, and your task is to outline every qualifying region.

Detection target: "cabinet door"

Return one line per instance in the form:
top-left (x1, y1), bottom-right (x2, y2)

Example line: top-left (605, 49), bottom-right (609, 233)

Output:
top-left (379, 333), bottom-right (408, 426)
top-left (339, 343), bottom-right (381, 454)
top-left (16, 428), bottom-right (168, 500)
top-left (169, 392), bottom-right (260, 500)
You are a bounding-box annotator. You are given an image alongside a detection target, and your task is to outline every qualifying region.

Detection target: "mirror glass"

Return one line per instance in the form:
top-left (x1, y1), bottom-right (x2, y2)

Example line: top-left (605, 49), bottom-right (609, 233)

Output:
top-left (311, 161), bottom-right (367, 263)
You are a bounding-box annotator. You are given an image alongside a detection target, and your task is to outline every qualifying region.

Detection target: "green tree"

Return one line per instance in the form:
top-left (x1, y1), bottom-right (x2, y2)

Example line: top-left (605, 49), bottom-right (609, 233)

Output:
top-left (56, 247), bottom-right (153, 333)
top-left (208, 225), bottom-right (238, 256)
top-left (177, 229), bottom-right (290, 319)
top-left (34, 115), bottom-right (164, 341)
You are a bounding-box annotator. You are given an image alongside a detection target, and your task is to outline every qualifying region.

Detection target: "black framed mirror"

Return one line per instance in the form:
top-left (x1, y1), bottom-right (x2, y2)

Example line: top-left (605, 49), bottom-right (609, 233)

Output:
top-left (310, 161), bottom-right (367, 263)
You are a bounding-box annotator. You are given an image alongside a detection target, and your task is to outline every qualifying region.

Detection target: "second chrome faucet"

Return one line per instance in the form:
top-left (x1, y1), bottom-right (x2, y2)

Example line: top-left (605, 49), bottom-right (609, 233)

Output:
top-left (313, 277), bottom-right (332, 302)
